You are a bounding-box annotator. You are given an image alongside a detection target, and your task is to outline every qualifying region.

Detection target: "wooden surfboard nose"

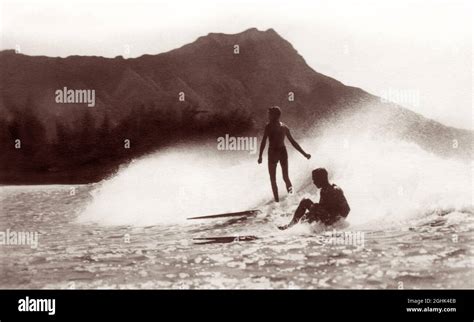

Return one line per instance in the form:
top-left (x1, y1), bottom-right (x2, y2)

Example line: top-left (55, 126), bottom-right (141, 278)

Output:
top-left (193, 235), bottom-right (259, 245)
top-left (187, 209), bottom-right (261, 220)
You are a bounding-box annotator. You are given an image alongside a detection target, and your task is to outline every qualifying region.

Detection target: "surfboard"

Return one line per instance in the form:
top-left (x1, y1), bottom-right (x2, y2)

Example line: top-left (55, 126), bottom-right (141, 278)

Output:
top-left (193, 235), bottom-right (258, 244)
top-left (187, 209), bottom-right (261, 220)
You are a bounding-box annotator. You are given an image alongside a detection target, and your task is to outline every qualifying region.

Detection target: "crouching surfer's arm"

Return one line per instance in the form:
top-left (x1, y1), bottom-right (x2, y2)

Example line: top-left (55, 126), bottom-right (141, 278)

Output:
top-left (258, 126), bottom-right (268, 164)
top-left (337, 188), bottom-right (350, 218)
top-left (286, 127), bottom-right (311, 159)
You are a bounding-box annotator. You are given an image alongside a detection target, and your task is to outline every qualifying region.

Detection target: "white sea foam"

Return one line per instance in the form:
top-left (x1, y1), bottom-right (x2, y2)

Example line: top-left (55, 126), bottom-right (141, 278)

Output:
top-left (79, 116), bottom-right (472, 227)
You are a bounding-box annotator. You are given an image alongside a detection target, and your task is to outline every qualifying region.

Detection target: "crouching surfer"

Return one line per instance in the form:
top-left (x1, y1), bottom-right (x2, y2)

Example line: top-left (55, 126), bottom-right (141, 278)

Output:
top-left (278, 168), bottom-right (350, 230)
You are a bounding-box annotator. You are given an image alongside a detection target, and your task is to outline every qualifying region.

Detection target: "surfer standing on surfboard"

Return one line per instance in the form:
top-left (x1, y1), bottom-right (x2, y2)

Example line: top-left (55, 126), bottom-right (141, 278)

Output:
top-left (278, 168), bottom-right (350, 230)
top-left (258, 106), bottom-right (311, 202)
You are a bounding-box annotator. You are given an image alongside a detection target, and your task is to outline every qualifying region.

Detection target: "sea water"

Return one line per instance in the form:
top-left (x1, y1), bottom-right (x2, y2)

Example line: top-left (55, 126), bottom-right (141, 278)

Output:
top-left (0, 129), bottom-right (472, 289)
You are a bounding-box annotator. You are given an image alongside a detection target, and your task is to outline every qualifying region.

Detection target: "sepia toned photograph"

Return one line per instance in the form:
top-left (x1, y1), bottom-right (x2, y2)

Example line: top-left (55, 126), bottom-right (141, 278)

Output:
top-left (0, 0), bottom-right (472, 299)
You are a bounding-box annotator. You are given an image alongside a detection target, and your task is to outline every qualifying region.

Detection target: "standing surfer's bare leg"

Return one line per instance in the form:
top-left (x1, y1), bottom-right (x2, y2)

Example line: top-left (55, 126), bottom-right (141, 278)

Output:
top-left (268, 161), bottom-right (279, 202)
top-left (280, 148), bottom-right (292, 193)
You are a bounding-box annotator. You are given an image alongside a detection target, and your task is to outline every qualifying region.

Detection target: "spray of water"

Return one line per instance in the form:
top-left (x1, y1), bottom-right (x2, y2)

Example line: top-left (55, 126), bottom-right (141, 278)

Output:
top-left (78, 114), bottom-right (472, 228)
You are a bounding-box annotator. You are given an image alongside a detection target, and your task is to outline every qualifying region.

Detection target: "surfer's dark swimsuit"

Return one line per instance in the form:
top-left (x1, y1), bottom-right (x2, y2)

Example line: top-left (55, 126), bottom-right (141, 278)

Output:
top-left (266, 122), bottom-right (292, 201)
top-left (287, 184), bottom-right (350, 227)
top-left (259, 120), bottom-right (309, 202)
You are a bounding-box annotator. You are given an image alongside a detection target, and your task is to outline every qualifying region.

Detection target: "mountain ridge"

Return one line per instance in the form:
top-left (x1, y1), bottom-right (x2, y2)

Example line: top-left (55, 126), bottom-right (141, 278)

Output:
top-left (0, 28), bottom-right (471, 184)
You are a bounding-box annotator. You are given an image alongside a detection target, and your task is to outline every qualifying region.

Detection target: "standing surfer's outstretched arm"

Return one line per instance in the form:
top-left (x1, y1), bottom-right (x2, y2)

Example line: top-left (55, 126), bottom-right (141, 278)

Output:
top-left (286, 127), bottom-right (311, 159)
top-left (258, 126), bottom-right (268, 164)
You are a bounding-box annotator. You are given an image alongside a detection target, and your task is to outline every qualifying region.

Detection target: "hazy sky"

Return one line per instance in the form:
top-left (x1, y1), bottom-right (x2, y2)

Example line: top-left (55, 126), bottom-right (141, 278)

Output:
top-left (1, 0), bottom-right (472, 129)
